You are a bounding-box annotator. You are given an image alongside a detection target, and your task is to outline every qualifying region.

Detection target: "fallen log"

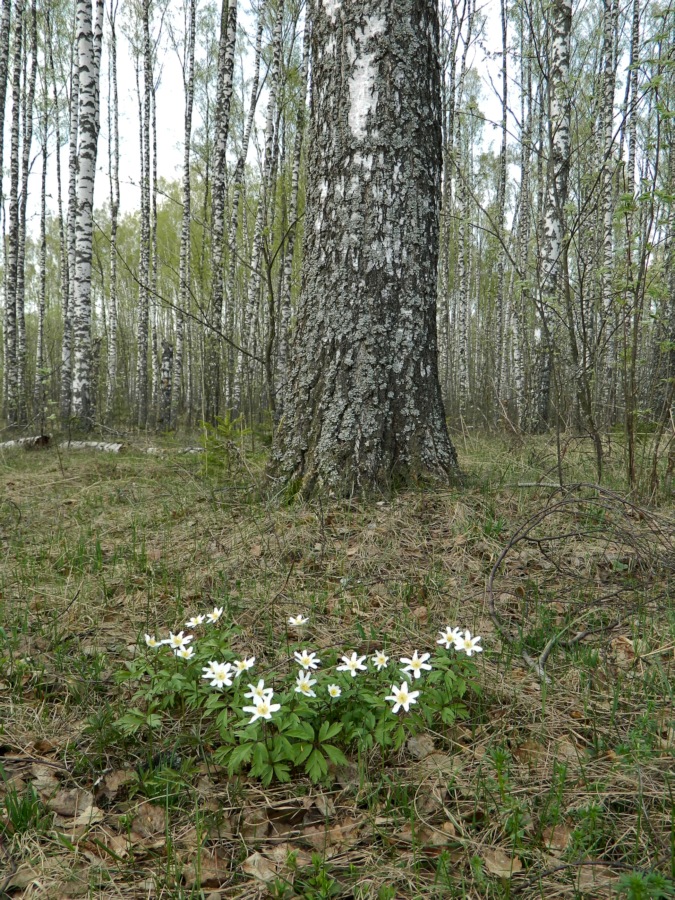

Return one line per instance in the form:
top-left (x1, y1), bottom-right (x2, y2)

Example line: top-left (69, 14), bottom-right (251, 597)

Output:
top-left (59, 441), bottom-right (126, 453)
top-left (0, 435), bottom-right (51, 450)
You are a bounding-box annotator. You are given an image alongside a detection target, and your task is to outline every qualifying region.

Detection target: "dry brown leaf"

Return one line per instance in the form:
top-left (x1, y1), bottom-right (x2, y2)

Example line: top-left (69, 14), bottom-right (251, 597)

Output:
top-left (417, 751), bottom-right (459, 778)
top-left (514, 740), bottom-right (546, 766)
top-left (407, 733), bottom-right (436, 760)
top-left (183, 851), bottom-right (231, 889)
top-left (412, 605), bottom-right (428, 624)
top-left (47, 788), bottom-right (94, 817)
top-left (575, 862), bottom-right (619, 893)
top-left (266, 842), bottom-right (313, 868)
top-left (54, 804), bottom-right (104, 834)
top-left (97, 768), bottom-right (136, 800)
top-left (30, 762), bottom-right (61, 796)
top-left (483, 847), bottom-right (523, 878)
top-left (129, 801), bottom-right (166, 847)
top-left (240, 805), bottom-right (269, 840)
top-left (303, 817), bottom-right (359, 853)
top-left (542, 823), bottom-right (572, 854)
top-left (241, 851), bottom-right (279, 884)
top-left (250, 543), bottom-right (263, 558)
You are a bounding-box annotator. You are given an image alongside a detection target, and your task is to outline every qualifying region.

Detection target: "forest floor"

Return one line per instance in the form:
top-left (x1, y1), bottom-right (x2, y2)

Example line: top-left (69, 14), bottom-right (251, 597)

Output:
top-left (0, 431), bottom-right (674, 899)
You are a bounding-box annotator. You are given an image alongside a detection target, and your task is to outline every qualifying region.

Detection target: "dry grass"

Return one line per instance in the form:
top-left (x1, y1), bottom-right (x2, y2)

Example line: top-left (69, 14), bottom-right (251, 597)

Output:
top-left (0, 433), bottom-right (673, 899)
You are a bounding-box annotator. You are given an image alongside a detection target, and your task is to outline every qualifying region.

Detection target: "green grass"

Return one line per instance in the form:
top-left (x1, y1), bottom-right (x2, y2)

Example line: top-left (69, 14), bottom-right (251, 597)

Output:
top-left (0, 432), bottom-right (673, 898)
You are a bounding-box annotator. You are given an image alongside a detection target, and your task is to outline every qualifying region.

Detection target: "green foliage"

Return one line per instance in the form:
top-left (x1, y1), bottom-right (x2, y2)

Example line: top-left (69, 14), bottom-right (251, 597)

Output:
top-left (115, 618), bottom-right (479, 787)
top-left (0, 766), bottom-right (51, 837)
top-left (616, 872), bottom-right (675, 899)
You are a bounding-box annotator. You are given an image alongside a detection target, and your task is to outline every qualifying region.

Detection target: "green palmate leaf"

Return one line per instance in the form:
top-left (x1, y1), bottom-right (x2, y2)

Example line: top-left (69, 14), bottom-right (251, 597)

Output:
top-left (305, 748), bottom-right (328, 783)
top-left (322, 744), bottom-right (348, 767)
top-left (319, 721), bottom-right (343, 743)
top-left (293, 742), bottom-right (314, 766)
top-left (273, 763), bottom-right (292, 783)
top-left (227, 741), bottom-right (255, 774)
top-left (286, 721), bottom-right (314, 741)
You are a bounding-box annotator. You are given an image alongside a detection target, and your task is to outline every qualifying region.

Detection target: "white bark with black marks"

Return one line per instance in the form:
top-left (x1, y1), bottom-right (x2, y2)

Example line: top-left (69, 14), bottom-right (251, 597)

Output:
top-left (273, 0), bottom-right (458, 494)
top-left (71, 0), bottom-right (104, 428)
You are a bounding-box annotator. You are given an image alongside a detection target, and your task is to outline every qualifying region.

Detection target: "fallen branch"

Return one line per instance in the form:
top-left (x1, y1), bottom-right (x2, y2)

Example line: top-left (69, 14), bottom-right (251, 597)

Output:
top-left (0, 435), bottom-right (50, 450)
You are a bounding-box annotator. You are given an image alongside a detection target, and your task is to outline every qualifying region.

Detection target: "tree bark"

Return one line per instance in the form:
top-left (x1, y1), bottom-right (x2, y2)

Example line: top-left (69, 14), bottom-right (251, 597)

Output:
top-left (4, 0), bottom-right (23, 425)
top-left (106, 0), bottom-right (119, 421)
top-left (207, 0), bottom-right (237, 421)
top-left (273, 0), bottom-right (459, 494)
top-left (71, 0), bottom-right (104, 428)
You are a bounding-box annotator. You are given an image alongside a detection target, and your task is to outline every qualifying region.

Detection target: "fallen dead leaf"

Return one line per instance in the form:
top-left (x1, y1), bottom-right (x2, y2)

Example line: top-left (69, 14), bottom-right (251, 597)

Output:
top-left (241, 851), bottom-right (279, 884)
top-left (47, 788), bottom-right (94, 818)
top-left (183, 851), bottom-right (231, 889)
top-left (542, 823), bottom-right (572, 855)
top-left (575, 862), bottom-right (619, 893)
top-left (407, 733), bottom-right (436, 760)
top-left (128, 801), bottom-right (167, 848)
top-left (412, 605), bottom-right (428, 624)
top-left (250, 543), bottom-right (263, 558)
top-left (97, 768), bottom-right (136, 800)
top-left (483, 847), bottom-right (523, 878)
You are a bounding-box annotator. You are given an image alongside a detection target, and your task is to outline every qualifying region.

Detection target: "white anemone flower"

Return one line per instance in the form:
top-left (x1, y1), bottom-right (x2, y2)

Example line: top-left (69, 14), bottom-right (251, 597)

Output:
top-left (294, 649), bottom-right (321, 670)
top-left (144, 634), bottom-right (161, 648)
top-left (201, 660), bottom-right (220, 679)
top-left (175, 646), bottom-right (195, 660)
top-left (288, 614), bottom-right (309, 627)
top-left (206, 607), bottom-right (224, 624)
top-left (166, 631), bottom-right (193, 651)
top-left (233, 656), bottom-right (255, 677)
top-left (186, 614), bottom-right (206, 628)
top-left (400, 650), bottom-right (432, 680)
top-left (371, 650), bottom-right (389, 671)
top-left (327, 684), bottom-right (342, 698)
top-left (385, 681), bottom-right (420, 714)
top-left (242, 696), bottom-right (281, 724)
top-left (244, 679), bottom-right (274, 702)
top-left (437, 626), bottom-right (462, 650)
top-left (454, 630), bottom-right (483, 656)
top-left (336, 652), bottom-right (368, 677)
top-left (295, 671), bottom-right (317, 698)
top-left (203, 662), bottom-right (233, 689)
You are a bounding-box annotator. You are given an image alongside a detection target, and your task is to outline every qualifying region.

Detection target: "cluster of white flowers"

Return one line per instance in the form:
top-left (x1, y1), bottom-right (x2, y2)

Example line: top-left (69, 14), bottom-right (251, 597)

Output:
top-left (144, 607), bottom-right (225, 656)
top-left (144, 612), bottom-right (482, 724)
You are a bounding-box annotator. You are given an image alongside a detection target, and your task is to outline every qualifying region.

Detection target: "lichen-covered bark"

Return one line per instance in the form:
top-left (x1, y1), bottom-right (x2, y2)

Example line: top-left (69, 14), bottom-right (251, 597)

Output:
top-left (273, 0), bottom-right (458, 494)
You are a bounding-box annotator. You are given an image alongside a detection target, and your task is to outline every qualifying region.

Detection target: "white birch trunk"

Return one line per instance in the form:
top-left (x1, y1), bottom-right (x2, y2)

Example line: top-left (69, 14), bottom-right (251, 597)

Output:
top-left (207, 0), bottom-right (237, 420)
top-left (174, 0), bottom-right (197, 428)
top-left (276, 20), bottom-right (310, 419)
top-left (235, 0), bottom-right (285, 414)
top-left (3, 0), bottom-right (23, 424)
top-left (226, 14), bottom-right (263, 406)
top-left (15, 0), bottom-right (37, 425)
top-left (273, 0), bottom-right (458, 493)
top-left (62, 15), bottom-right (80, 422)
top-left (106, 0), bottom-right (119, 420)
top-left (71, 0), bottom-right (104, 428)
top-left (136, 0), bottom-right (152, 426)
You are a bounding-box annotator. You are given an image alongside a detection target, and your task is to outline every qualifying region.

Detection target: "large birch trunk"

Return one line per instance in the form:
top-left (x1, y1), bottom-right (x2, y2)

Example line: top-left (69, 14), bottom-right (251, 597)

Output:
top-left (4, 0), bottom-right (23, 425)
top-left (136, 0), bottom-right (152, 427)
top-left (276, 21), bottom-right (310, 420)
top-left (173, 0), bottom-right (196, 428)
top-left (206, 0), bottom-right (237, 421)
top-left (225, 14), bottom-right (263, 406)
top-left (71, 0), bottom-right (104, 428)
top-left (273, 0), bottom-right (459, 494)
top-left (62, 16), bottom-right (80, 422)
top-left (106, 0), bottom-right (119, 420)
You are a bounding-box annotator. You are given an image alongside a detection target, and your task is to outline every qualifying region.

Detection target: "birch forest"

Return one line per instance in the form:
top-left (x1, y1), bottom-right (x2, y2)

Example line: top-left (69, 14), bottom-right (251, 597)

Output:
top-left (0, 0), bottom-right (673, 489)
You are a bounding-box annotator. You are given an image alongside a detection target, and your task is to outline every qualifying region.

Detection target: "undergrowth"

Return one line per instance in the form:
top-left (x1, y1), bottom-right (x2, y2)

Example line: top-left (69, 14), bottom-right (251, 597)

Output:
top-left (0, 432), bottom-right (673, 898)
